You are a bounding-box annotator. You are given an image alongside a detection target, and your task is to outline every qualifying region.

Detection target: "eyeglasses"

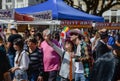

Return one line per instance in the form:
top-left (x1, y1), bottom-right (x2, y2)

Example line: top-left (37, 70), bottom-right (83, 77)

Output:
top-left (31, 31), bottom-right (35, 32)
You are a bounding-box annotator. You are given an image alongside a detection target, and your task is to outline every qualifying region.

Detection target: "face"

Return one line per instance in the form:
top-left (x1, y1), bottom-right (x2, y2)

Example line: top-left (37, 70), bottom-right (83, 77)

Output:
top-left (43, 31), bottom-right (51, 40)
top-left (27, 41), bottom-right (37, 49)
top-left (70, 34), bottom-right (78, 41)
top-left (64, 42), bottom-right (73, 51)
top-left (13, 44), bottom-right (20, 51)
top-left (30, 29), bottom-right (35, 36)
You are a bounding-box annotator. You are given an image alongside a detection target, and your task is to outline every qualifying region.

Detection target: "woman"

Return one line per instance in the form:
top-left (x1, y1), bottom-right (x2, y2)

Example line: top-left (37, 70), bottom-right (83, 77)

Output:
top-left (47, 38), bottom-right (75, 81)
top-left (9, 38), bottom-right (29, 81)
top-left (35, 32), bottom-right (44, 48)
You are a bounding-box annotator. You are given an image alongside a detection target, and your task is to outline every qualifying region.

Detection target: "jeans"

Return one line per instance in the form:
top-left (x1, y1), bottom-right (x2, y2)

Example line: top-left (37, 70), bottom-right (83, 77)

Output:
top-left (7, 54), bottom-right (15, 80)
top-left (75, 73), bottom-right (86, 81)
top-left (28, 71), bottom-right (39, 81)
top-left (7, 54), bottom-right (14, 67)
top-left (44, 70), bottom-right (58, 81)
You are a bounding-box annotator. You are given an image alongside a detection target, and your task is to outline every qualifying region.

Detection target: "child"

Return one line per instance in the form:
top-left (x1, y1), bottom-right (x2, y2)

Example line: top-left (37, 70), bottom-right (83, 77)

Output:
top-left (47, 39), bottom-right (75, 81)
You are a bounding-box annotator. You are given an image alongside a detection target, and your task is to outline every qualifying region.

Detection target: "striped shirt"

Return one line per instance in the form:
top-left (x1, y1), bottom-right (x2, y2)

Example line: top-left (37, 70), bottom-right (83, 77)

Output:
top-left (28, 48), bottom-right (44, 76)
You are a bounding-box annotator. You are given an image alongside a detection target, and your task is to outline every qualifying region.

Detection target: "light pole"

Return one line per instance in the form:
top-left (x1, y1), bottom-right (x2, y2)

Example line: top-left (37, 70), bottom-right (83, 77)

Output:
top-left (12, 0), bottom-right (15, 20)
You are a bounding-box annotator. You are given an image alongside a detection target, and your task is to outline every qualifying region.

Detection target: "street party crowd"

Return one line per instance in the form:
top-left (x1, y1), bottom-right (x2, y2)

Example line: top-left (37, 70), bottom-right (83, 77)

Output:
top-left (0, 25), bottom-right (120, 81)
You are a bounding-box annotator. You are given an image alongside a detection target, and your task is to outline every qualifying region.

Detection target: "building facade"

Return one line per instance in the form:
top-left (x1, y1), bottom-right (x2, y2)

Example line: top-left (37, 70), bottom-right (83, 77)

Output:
top-left (2, 0), bottom-right (47, 9)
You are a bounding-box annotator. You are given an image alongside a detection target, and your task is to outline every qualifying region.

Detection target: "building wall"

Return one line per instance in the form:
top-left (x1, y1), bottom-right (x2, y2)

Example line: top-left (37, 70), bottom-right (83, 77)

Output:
top-left (2, 0), bottom-right (47, 9)
top-left (2, 0), bottom-right (28, 9)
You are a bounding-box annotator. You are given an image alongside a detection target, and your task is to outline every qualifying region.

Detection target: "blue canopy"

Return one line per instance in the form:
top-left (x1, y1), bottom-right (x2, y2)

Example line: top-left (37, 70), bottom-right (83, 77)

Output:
top-left (15, 0), bottom-right (104, 22)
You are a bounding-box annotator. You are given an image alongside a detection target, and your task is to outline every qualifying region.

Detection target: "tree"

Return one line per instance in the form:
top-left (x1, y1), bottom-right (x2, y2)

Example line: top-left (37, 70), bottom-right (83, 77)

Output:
top-left (64, 0), bottom-right (120, 16)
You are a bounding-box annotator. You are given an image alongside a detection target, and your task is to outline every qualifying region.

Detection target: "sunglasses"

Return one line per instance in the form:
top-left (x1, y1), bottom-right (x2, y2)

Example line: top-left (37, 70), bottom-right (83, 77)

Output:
top-left (31, 31), bottom-right (35, 32)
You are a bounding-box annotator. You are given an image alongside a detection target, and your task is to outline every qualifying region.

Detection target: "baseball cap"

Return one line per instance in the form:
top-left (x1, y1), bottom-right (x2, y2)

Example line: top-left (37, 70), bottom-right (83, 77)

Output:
top-left (10, 25), bottom-right (16, 29)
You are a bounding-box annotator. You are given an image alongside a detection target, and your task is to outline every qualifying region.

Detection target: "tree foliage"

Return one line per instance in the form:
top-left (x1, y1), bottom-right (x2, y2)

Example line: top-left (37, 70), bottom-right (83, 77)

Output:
top-left (64, 0), bottom-right (120, 16)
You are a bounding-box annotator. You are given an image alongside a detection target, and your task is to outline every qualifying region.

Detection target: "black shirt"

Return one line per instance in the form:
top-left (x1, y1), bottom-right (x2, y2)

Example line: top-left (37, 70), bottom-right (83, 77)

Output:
top-left (7, 34), bottom-right (22, 55)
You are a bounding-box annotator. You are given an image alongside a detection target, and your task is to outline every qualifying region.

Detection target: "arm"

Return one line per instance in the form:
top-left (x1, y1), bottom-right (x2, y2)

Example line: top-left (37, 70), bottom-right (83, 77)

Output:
top-left (47, 40), bottom-right (64, 57)
top-left (19, 52), bottom-right (29, 70)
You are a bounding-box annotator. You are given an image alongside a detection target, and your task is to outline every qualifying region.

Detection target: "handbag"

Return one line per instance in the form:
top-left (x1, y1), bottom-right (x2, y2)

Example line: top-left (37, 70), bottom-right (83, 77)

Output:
top-left (14, 51), bottom-right (28, 81)
top-left (14, 69), bottom-right (27, 80)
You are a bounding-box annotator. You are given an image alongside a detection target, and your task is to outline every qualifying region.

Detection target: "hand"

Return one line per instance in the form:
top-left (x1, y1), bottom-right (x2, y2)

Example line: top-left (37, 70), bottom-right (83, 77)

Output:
top-left (9, 67), bottom-right (19, 73)
top-left (37, 76), bottom-right (43, 81)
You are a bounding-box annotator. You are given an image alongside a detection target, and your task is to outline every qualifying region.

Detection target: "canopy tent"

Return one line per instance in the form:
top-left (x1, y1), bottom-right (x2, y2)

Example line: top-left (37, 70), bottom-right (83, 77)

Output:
top-left (15, 0), bottom-right (104, 22)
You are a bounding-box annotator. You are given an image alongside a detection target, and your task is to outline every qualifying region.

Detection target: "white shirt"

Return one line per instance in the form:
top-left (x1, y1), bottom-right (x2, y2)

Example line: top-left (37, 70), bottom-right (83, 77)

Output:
top-left (14, 50), bottom-right (30, 71)
top-left (75, 44), bottom-right (84, 73)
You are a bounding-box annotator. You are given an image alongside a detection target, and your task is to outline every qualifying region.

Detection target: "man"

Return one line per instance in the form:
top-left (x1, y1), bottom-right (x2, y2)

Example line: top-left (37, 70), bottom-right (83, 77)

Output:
top-left (90, 29), bottom-right (116, 81)
top-left (41, 29), bottom-right (61, 81)
top-left (27, 37), bottom-right (44, 81)
top-left (95, 28), bottom-right (111, 60)
top-left (7, 25), bottom-right (22, 67)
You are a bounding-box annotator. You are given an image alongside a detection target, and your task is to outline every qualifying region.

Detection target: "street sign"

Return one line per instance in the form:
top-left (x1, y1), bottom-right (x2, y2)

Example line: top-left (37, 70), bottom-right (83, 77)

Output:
top-left (0, 9), bottom-right (13, 19)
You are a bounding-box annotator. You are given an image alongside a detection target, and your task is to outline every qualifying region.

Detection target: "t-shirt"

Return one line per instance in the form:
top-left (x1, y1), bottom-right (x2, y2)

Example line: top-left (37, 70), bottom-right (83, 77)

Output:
top-left (8, 34), bottom-right (22, 55)
top-left (41, 40), bottom-right (61, 72)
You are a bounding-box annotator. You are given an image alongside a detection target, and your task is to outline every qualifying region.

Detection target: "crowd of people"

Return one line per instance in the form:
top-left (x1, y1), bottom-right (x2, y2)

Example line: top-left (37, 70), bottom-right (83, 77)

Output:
top-left (0, 25), bottom-right (120, 81)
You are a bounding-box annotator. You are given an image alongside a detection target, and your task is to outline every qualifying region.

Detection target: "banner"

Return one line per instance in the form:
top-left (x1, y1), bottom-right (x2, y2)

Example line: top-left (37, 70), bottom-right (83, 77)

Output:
top-left (60, 20), bottom-right (92, 28)
top-left (95, 22), bottom-right (120, 29)
top-left (30, 10), bottom-right (52, 20)
top-left (0, 9), bottom-right (13, 19)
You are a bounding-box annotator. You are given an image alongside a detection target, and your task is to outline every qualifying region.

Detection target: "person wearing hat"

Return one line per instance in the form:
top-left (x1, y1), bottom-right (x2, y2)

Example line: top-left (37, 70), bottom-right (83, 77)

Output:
top-left (90, 29), bottom-right (115, 81)
top-left (95, 28), bottom-right (111, 60)
top-left (69, 29), bottom-right (90, 81)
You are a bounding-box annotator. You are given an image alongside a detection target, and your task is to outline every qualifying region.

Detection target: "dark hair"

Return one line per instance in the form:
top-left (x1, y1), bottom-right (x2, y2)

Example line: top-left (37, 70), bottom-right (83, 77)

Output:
top-left (11, 28), bottom-right (18, 33)
top-left (65, 39), bottom-right (74, 51)
top-left (35, 32), bottom-right (43, 41)
top-left (53, 32), bottom-right (60, 41)
top-left (13, 38), bottom-right (24, 49)
top-left (28, 37), bottom-right (38, 44)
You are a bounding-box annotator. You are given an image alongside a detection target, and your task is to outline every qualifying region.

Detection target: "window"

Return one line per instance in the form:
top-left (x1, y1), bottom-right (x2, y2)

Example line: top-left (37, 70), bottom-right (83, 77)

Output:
top-left (104, 16), bottom-right (109, 22)
top-left (118, 16), bottom-right (120, 23)
top-left (111, 16), bottom-right (116, 22)
top-left (18, 0), bottom-right (23, 2)
top-left (6, 0), bottom-right (12, 2)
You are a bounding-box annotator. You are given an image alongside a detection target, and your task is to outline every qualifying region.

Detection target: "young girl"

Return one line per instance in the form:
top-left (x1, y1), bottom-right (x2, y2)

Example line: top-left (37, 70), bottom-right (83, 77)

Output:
top-left (47, 39), bottom-right (75, 81)
top-left (9, 38), bottom-right (29, 81)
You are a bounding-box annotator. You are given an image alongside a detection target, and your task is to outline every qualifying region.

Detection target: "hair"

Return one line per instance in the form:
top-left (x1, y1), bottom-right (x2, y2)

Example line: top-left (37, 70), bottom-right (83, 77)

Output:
top-left (65, 39), bottom-right (74, 52)
top-left (13, 38), bottom-right (24, 50)
top-left (35, 32), bottom-right (43, 40)
top-left (28, 37), bottom-right (38, 44)
top-left (11, 28), bottom-right (18, 33)
top-left (52, 32), bottom-right (60, 41)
